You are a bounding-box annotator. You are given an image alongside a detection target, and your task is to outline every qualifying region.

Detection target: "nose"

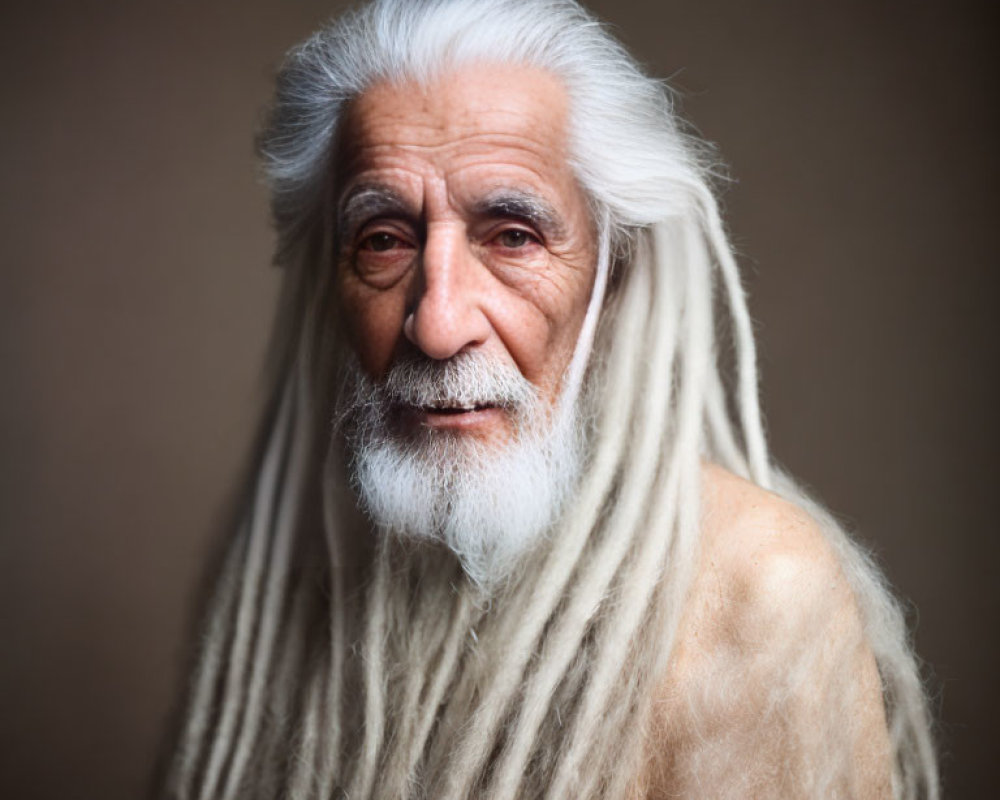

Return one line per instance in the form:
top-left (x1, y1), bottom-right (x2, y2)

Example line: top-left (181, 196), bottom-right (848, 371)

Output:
top-left (403, 221), bottom-right (491, 360)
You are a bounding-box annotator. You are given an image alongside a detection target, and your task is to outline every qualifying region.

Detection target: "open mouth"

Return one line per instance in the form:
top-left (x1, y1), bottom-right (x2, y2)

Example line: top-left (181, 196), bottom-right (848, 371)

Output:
top-left (420, 403), bottom-right (495, 415)
top-left (392, 401), bottom-right (509, 433)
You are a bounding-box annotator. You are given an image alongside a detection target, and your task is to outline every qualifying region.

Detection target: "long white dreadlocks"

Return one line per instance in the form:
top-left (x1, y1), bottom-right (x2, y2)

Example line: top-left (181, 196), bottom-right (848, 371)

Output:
top-left (164, 2), bottom-right (938, 798)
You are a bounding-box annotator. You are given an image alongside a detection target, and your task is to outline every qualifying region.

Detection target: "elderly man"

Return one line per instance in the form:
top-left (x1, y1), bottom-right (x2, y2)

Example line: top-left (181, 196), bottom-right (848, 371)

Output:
top-left (165, 1), bottom-right (937, 798)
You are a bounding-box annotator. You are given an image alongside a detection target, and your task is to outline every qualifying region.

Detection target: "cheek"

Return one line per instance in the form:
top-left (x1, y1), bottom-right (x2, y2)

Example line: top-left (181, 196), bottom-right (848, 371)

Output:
top-left (535, 273), bottom-right (596, 387)
top-left (491, 287), bottom-right (588, 396)
top-left (337, 279), bottom-right (408, 378)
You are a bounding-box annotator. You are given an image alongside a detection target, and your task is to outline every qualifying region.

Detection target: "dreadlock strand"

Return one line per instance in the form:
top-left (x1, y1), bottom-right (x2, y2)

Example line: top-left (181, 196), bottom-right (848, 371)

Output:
top-left (485, 224), bottom-right (680, 799)
top-left (222, 369), bottom-right (311, 797)
top-left (426, 229), bottom-right (654, 799)
top-left (550, 218), bottom-right (713, 798)
top-left (196, 380), bottom-right (296, 800)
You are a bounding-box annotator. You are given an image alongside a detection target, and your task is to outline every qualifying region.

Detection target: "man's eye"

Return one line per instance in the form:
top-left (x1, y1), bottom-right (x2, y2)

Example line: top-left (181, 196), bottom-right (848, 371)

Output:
top-left (496, 229), bottom-right (536, 249)
top-left (361, 232), bottom-right (404, 252)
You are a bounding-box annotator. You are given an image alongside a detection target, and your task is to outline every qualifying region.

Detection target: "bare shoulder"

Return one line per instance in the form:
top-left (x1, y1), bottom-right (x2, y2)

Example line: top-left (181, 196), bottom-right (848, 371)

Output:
top-left (639, 464), bottom-right (892, 799)
top-left (696, 463), bottom-right (851, 632)
top-left (669, 464), bottom-right (857, 670)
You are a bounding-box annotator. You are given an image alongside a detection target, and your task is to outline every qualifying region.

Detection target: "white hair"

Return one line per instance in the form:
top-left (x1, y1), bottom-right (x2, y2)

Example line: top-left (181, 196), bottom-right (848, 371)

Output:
top-left (164, 2), bottom-right (938, 799)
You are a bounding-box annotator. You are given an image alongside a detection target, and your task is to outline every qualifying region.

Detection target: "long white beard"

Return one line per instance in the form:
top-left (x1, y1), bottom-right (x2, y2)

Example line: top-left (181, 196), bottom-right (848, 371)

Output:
top-left (335, 352), bottom-right (584, 589)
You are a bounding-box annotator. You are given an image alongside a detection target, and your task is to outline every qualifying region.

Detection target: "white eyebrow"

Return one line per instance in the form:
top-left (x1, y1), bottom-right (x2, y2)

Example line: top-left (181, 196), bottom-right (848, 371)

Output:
top-left (336, 185), bottom-right (569, 243)
top-left (472, 190), bottom-right (566, 240)
top-left (337, 185), bottom-right (413, 238)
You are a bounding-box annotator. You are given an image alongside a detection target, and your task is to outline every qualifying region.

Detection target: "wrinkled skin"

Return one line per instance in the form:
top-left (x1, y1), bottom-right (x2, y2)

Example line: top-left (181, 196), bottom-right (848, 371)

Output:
top-left (335, 65), bottom-right (596, 448)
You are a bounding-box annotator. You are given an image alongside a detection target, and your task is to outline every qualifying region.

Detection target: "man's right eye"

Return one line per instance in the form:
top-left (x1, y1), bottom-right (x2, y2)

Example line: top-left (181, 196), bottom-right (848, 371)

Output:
top-left (361, 232), bottom-right (405, 252)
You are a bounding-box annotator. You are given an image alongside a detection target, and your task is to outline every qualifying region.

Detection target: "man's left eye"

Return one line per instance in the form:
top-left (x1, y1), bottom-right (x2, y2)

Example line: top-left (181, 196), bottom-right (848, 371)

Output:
top-left (495, 229), bottom-right (536, 249)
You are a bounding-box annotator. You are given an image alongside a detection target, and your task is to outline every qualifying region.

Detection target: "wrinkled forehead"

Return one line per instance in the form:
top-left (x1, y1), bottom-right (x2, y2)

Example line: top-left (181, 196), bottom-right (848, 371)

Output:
top-left (331, 63), bottom-right (583, 215)
top-left (342, 63), bottom-right (570, 150)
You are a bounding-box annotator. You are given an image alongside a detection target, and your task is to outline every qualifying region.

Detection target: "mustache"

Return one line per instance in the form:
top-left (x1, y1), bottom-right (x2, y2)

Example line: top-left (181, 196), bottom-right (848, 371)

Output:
top-left (334, 351), bottom-right (542, 430)
top-left (381, 352), bottom-right (538, 410)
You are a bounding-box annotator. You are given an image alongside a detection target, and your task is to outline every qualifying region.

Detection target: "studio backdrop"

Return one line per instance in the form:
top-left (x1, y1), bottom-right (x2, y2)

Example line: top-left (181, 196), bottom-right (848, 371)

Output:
top-left (0, 1), bottom-right (995, 797)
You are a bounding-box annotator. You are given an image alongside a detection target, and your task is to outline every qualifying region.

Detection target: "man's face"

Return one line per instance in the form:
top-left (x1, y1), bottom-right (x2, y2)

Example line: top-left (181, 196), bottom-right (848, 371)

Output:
top-left (334, 64), bottom-right (597, 446)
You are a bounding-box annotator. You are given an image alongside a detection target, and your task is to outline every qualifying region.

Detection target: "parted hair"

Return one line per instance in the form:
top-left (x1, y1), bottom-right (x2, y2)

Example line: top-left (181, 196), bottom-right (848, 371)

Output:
top-left (165, 1), bottom-right (938, 798)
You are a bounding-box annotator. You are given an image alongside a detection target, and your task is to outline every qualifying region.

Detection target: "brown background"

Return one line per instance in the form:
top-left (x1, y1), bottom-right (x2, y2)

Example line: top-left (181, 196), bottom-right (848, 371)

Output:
top-left (1, 1), bottom-right (996, 797)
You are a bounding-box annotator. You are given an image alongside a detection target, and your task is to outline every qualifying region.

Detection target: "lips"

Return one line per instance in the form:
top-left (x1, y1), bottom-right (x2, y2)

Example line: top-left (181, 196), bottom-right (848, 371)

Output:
top-left (398, 402), bottom-right (507, 432)
top-left (420, 403), bottom-right (495, 415)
